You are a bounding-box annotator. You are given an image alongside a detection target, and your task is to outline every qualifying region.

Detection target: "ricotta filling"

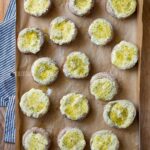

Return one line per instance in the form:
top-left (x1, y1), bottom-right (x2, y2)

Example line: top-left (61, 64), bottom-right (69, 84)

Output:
top-left (59, 129), bottom-right (85, 150)
top-left (109, 103), bottom-right (128, 126)
top-left (112, 42), bottom-right (138, 69)
top-left (111, 0), bottom-right (136, 16)
top-left (91, 131), bottom-right (119, 150)
top-left (103, 100), bottom-right (136, 128)
top-left (24, 0), bottom-right (50, 16)
top-left (64, 52), bottom-right (89, 78)
top-left (60, 93), bottom-right (89, 120)
top-left (20, 89), bottom-right (49, 118)
top-left (89, 19), bottom-right (112, 45)
top-left (50, 18), bottom-right (76, 44)
top-left (18, 30), bottom-right (41, 53)
top-left (92, 134), bottom-right (113, 150)
top-left (24, 132), bottom-right (48, 150)
top-left (26, 92), bottom-right (47, 113)
top-left (34, 62), bottom-right (58, 82)
top-left (74, 0), bottom-right (92, 11)
top-left (90, 78), bottom-right (116, 101)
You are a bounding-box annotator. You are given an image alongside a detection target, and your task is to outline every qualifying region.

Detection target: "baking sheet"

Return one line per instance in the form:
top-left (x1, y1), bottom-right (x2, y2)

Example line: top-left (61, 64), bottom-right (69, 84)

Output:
top-left (15, 0), bottom-right (143, 149)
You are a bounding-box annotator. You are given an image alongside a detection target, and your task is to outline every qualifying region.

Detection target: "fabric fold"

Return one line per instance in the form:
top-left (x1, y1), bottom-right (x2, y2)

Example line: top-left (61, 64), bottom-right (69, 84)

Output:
top-left (0, 0), bottom-right (16, 143)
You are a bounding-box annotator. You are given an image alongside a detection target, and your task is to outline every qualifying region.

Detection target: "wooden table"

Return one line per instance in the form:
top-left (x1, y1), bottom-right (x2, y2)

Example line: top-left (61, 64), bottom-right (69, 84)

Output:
top-left (0, 0), bottom-right (150, 149)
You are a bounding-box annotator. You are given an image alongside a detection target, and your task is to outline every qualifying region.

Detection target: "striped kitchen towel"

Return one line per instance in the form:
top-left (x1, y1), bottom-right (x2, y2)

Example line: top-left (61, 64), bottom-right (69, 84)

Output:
top-left (0, 0), bottom-right (16, 143)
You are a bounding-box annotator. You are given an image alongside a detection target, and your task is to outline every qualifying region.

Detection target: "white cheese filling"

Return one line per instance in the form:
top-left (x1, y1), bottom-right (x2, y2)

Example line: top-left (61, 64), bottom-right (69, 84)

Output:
top-left (103, 100), bottom-right (136, 128)
top-left (111, 41), bottom-right (138, 70)
top-left (90, 78), bottom-right (117, 101)
top-left (60, 93), bottom-right (89, 120)
top-left (69, 0), bottom-right (94, 16)
top-left (88, 18), bottom-right (113, 45)
top-left (90, 130), bottom-right (119, 150)
top-left (107, 0), bottom-right (137, 18)
top-left (24, 0), bottom-right (51, 16)
top-left (31, 57), bottom-right (59, 85)
top-left (17, 28), bottom-right (44, 54)
top-left (49, 17), bottom-right (77, 45)
top-left (58, 128), bottom-right (86, 150)
top-left (63, 52), bottom-right (90, 78)
top-left (20, 88), bottom-right (50, 118)
top-left (24, 132), bottom-right (48, 150)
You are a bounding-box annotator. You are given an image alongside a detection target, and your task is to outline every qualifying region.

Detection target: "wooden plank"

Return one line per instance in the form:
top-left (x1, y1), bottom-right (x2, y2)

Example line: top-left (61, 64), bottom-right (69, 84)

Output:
top-left (0, 0), bottom-right (15, 149)
top-left (0, 0), bottom-right (4, 21)
top-left (0, 0), bottom-right (10, 21)
top-left (140, 0), bottom-right (150, 149)
top-left (0, 108), bottom-right (15, 150)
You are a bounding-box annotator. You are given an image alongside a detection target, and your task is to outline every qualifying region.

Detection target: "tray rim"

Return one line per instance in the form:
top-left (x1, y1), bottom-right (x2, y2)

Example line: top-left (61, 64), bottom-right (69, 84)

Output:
top-left (15, 0), bottom-right (144, 149)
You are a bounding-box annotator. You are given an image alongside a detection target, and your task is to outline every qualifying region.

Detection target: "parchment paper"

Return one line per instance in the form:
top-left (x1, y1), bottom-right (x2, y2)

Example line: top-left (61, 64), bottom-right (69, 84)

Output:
top-left (16, 0), bottom-right (143, 149)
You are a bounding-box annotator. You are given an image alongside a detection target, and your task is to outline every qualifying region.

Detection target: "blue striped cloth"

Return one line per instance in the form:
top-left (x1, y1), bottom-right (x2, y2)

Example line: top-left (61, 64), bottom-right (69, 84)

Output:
top-left (0, 0), bottom-right (16, 143)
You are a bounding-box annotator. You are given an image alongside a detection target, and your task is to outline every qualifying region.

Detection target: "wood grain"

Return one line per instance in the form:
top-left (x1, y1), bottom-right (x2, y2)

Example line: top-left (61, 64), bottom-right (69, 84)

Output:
top-left (0, 1), bottom-right (15, 150)
top-left (0, 0), bottom-right (10, 21)
top-left (140, 0), bottom-right (150, 149)
top-left (0, 0), bottom-right (4, 20)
